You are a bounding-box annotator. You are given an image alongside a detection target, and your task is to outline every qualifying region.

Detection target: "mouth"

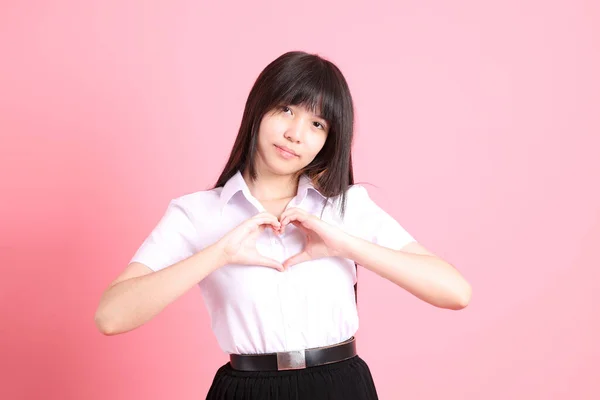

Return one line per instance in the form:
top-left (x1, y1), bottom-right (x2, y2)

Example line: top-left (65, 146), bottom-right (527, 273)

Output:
top-left (274, 145), bottom-right (299, 158)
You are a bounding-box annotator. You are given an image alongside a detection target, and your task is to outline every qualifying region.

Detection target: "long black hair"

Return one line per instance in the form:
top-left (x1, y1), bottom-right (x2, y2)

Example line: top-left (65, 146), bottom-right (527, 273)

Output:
top-left (213, 50), bottom-right (356, 218)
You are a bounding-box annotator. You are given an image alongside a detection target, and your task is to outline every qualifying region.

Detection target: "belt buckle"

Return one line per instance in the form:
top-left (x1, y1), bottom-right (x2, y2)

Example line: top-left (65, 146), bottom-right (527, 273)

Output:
top-left (276, 350), bottom-right (306, 370)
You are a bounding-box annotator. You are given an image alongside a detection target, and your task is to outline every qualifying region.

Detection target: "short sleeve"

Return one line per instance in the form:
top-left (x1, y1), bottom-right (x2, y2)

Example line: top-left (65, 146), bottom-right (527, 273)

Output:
top-left (350, 185), bottom-right (416, 250)
top-left (129, 199), bottom-right (198, 272)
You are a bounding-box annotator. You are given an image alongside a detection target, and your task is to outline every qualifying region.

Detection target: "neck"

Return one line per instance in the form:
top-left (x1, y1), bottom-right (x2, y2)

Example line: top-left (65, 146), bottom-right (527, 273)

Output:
top-left (242, 167), bottom-right (299, 201)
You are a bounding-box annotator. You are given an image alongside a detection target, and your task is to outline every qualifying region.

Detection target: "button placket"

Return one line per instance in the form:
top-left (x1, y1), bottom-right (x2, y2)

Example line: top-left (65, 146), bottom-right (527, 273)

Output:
top-left (284, 279), bottom-right (305, 349)
top-left (274, 225), bottom-right (298, 349)
top-left (268, 230), bottom-right (284, 264)
top-left (279, 266), bottom-right (297, 348)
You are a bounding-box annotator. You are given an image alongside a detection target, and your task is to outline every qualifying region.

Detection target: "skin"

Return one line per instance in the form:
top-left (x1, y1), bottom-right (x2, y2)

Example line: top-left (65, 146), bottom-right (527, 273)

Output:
top-left (94, 103), bottom-right (470, 336)
top-left (244, 103), bottom-right (472, 310)
top-left (243, 104), bottom-right (329, 208)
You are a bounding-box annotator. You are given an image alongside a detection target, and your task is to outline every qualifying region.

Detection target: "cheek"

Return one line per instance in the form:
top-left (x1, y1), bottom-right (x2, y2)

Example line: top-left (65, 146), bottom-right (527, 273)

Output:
top-left (256, 124), bottom-right (274, 148)
top-left (306, 133), bottom-right (327, 157)
top-left (258, 118), bottom-right (283, 143)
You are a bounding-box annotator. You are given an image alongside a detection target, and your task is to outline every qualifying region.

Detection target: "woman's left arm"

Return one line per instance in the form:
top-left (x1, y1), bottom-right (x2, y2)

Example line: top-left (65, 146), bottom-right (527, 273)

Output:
top-left (342, 236), bottom-right (472, 310)
top-left (279, 205), bottom-right (472, 311)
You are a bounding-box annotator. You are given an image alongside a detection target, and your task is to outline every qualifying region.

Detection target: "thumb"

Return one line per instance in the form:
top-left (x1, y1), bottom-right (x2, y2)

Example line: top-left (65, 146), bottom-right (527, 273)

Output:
top-left (256, 255), bottom-right (284, 272)
top-left (283, 251), bottom-right (312, 269)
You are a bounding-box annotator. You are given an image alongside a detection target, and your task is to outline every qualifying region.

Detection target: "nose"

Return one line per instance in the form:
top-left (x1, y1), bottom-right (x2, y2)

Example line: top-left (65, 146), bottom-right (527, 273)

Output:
top-left (284, 118), bottom-right (306, 143)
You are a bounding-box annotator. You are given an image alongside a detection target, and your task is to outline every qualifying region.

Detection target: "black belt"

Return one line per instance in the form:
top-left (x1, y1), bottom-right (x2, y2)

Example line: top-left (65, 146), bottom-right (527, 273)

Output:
top-left (229, 337), bottom-right (357, 371)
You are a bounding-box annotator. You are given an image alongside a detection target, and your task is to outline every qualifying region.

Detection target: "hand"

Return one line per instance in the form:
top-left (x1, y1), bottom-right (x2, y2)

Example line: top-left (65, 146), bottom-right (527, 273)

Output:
top-left (217, 212), bottom-right (284, 271)
top-left (279, 207), bottom-right (351, 269)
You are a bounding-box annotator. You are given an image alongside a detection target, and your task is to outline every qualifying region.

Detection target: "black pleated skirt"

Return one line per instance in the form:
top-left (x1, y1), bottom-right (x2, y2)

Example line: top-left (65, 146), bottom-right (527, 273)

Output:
top-left (206, 355), bottom-right (378, 399)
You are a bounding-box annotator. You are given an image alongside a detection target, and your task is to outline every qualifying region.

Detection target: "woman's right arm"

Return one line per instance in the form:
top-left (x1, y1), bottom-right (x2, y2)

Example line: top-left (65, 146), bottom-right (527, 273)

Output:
top-left (94, 211), bottom-right (282, 336)
top-left (94, 242), bottom-right (225, 336)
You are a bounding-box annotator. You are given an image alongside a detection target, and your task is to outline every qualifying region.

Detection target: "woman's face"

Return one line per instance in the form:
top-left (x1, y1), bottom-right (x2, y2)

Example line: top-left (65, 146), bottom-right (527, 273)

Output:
top-left (255, 104), bottom-right (329, 176)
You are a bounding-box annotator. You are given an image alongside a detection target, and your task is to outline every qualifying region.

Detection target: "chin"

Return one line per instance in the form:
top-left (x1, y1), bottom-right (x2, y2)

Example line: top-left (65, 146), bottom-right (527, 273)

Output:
top-left (258, 147), bottom-right (303, 175)
top-left (262, 159), bottom-right (300, 176)
top-left (271, 163), bottom-right (300, 176)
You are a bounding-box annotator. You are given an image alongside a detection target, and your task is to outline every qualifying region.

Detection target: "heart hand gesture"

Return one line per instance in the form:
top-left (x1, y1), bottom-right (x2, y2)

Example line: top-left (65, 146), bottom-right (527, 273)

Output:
top-left (279, 208), bottom-right (350, 269)
top-left (218, 212), bottom-right (284, 271)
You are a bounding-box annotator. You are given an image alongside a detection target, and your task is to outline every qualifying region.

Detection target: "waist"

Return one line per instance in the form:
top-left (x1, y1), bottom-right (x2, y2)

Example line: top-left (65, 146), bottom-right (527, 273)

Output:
top-left (229, 336), bottom-right (357, 372)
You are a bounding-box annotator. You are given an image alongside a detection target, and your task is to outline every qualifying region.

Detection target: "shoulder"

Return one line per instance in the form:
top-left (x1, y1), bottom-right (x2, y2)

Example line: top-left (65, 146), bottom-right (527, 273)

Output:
top-left (321, 184), bottom-right (380, 238)
top-left (167, 187), bottom-right (223, 219)
top-left (326, 184), bottom-right (376, 223)
top-left (330, 183), bottom-right (373, 211)
top-left (173, 186), bottom-right (221, 204)
top-left (345, 183), bottom-right (371, 202)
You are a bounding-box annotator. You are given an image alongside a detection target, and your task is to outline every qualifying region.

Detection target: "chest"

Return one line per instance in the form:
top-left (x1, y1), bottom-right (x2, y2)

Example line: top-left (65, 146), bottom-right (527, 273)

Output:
top-left (195, 198), bottom-right (357, 306)
top-left (200, 227), bottom-right (357, 313)
top-left (259, 197), bottom-right (294, 219)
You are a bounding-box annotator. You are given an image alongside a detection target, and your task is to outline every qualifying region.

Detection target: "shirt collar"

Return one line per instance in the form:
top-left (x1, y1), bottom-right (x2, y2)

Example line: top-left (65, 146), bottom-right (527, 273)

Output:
top-left (218, 170), bottom-right (329, 214)
top-left (218, 170), bottom-right (248, 212)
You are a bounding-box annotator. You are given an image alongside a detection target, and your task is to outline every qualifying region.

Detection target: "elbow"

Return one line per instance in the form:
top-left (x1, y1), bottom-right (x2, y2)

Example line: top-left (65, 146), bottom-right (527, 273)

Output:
top-left (94, 308), bottom-right (122, 336)
top-left (449, 281), bottom-right (472, 310)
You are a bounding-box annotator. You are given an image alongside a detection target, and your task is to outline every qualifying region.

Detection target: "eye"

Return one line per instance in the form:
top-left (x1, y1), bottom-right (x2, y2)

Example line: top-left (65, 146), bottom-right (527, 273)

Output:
top-left (313, 121), bottom-right (325, 130)
top-left (281, 105), bottom-right (292, 114)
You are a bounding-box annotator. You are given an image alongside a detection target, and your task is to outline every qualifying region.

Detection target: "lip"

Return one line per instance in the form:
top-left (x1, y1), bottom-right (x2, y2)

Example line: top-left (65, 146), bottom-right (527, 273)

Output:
top-left (274, 145), bottom-right (299, 157)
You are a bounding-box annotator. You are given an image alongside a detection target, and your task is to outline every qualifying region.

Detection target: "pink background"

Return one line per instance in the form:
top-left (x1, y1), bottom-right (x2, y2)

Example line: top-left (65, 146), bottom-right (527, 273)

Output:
top-left (1, 1), bottom-right (599, 399)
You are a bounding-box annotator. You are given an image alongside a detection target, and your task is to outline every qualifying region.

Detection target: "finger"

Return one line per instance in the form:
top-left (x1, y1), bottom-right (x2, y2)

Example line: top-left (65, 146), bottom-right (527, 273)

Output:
top-left (283, 251), bottom-right (312, 269)
top-left (249, 222), bottom-right (270, 235)
top-left (280, 207), bottom-right (306, 220)
top-left (254, 212), bottom-right (280, 223)
top-left (280, 209), bottom-right (302, 224)
top-left (255, 213), bottom-right (280, 224)
top-left (252, 216), bottom-right (281, 230)
top-left (279, 208), bottom-right (293, 220)
top-left (290, 220), bottom-right (310, 234)
top-left (282, 213), bottom-right (311, 230)
top-left (256, 256), bottom-right (284, 272)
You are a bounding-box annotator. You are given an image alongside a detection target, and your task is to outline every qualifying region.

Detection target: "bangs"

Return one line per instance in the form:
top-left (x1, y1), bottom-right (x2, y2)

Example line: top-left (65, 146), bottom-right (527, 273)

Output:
top-left (216, 51), bottom-right (355, 216)
top-left (272, 63), bottom-right (341, 124)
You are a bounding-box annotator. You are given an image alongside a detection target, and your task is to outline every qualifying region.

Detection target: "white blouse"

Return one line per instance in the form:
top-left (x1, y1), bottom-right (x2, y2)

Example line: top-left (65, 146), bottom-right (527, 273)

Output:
top-left (130, 170), bottom-right (415, 355)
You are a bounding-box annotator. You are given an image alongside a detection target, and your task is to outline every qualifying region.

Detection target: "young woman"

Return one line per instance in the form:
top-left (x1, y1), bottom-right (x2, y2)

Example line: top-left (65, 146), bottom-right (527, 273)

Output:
top-left (95, 50), bottom-right (472, 399)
